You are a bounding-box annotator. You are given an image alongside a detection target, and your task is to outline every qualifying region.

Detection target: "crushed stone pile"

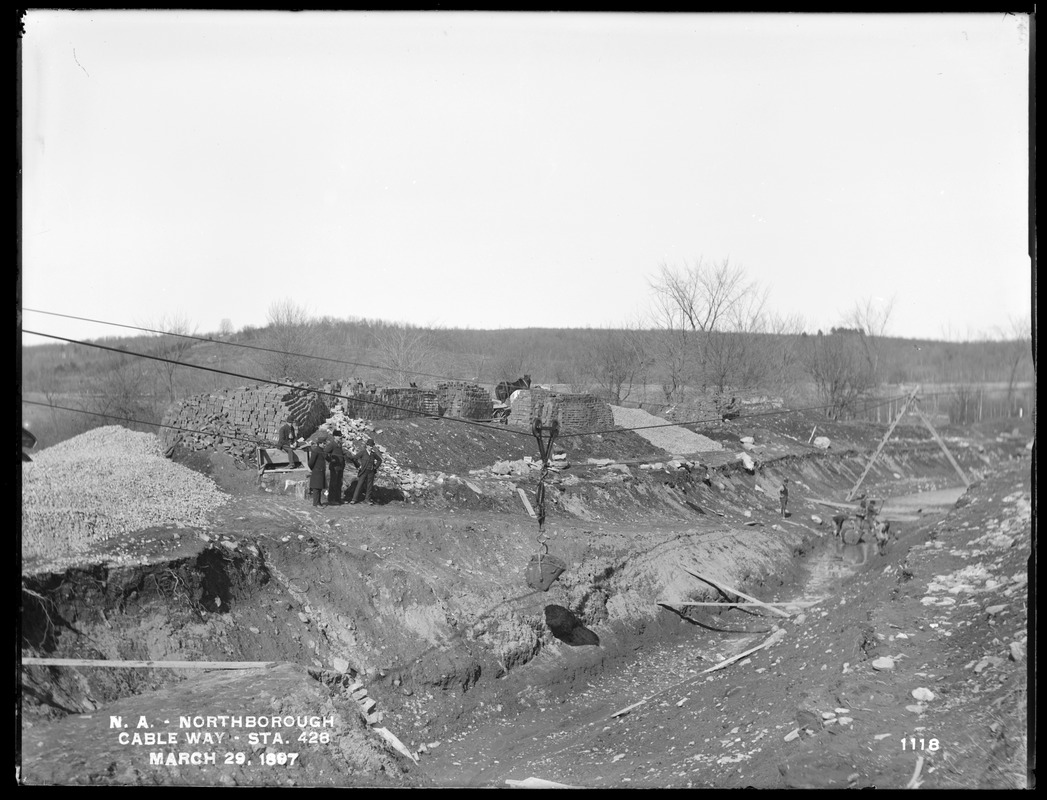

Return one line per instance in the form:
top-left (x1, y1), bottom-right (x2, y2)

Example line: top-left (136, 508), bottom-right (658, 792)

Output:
top-left (316, 412), bottom-right (432, 500)
top-left (608, 405), bottom-right (724, 455)
top-left (22, 426), bottom-right (229, 561)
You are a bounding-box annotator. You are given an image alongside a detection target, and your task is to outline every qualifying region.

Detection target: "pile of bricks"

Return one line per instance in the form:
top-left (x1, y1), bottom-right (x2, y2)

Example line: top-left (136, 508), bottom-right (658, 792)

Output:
top-left (436, 381), bottom-right (494, 420)
top-left (506, 389), bottom-right (535, 428)
top-left (338, 387), bottom-right (440, 420)
top-left (507, 387), bottom-right (615, 433)
top-left (160, 382), bottom-right (331, 461)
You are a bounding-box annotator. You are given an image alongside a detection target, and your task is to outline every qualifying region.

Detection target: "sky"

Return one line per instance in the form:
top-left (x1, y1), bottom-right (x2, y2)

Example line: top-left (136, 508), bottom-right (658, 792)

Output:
top-left (20, 10), bottom-right (1031, 347)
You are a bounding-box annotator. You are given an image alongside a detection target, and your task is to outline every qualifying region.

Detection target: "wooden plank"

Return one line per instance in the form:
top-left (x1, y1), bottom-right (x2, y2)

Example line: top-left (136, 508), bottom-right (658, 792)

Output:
top-left (912, 404), bottom-right (970, 487)
top-left (517, 488), bottom-right (537, 518)
top-left (372, 726), bottom-right (419, 763)
top-left (611, 699), bottom-right (647, 718)
top-left (682, 567), bottom-right (791, 619)
top-left (699, 628), bottom-right (787, 674)
top-left (505, 778), bottom-right (580, 789)
top-left (657, 600), bottom-right (812, 609)
top-left (22, 658), bottom-right (277, 670)
top-left (809, 497), bottom-right (857, 509)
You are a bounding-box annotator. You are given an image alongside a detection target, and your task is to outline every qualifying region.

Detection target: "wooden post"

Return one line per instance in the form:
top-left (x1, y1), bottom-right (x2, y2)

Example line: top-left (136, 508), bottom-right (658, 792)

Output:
top-left (912, 402), bottom-right (970, 487)
top-left (846, 386), bottom-right (919, 501)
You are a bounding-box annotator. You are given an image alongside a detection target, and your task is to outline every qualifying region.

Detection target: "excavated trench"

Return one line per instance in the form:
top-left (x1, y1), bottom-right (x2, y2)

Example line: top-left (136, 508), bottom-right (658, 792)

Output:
top-left (19, 443), bottom-right (988, 784)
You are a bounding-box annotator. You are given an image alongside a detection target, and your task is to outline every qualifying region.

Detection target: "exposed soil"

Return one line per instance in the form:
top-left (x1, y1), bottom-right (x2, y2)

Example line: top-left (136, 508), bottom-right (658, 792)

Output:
top-left (19, 410), bottom-right (1032, 788)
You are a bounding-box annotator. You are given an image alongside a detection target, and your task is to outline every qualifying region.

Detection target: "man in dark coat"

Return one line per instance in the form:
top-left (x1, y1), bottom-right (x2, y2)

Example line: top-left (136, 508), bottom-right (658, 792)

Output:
top-left (349, 438), bottom-right (382, 505)
top-left (779, 479), bottom-right (789, 518)
top-left (307, 435), bottom-right (328, 507)
top-left (277, 417), bottom-right (300, 467)
top-left (324, 431), bottom-right (347, 505)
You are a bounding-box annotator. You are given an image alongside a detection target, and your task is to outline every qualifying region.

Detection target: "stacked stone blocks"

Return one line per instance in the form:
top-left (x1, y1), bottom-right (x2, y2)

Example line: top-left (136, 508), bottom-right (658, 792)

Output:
top-left (507, 387), bottom-right (615, 433)
top-left (339, 387), bottom-right (440, 420)
top-left (436, 381), bottom-right (494, 420)
top-left (160, 382), bottom-right (330, 460)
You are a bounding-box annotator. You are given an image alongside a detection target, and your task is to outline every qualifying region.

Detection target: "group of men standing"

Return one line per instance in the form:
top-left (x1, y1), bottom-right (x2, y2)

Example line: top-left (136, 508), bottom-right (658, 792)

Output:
top-left (276, 419), bottom-right (383, 508)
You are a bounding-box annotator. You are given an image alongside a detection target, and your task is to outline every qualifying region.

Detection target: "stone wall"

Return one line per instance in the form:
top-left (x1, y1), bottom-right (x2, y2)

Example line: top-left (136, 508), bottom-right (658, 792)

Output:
top-left (160, 382), bottom-right (330, 460)
top-left (506, 389), bottom-right (534, 428)
top-left (339, 387), bottom-right (439, 420)
top-left (507, 387), bottom-right (615, 433)
top-left (436, 381), bottom-right (494, 420)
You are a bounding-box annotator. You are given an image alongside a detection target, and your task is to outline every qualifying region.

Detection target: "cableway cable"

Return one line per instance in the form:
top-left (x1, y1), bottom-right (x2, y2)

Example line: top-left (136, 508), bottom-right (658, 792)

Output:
top-left (22, 307), bottom-right (486, 386)
top-left (22, 328), bottom-right (534, 439)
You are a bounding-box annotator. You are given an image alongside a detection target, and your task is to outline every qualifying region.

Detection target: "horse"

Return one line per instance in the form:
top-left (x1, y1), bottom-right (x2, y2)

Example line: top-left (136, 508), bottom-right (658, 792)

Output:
top-left (495, 374), bottom-right (531, 402)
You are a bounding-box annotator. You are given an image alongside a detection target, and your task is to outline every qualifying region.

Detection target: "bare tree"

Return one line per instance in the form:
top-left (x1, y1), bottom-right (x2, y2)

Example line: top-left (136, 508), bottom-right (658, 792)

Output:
top-left (761, 312), bottom-right (806, 397)
top-left (585, 324), bottom-right (648, 404)
top-left (373, 323), bottom-right (435, 386)
top-left (648, 294), bottom-right (693, 403)
top-left (254, 300), bottom-right (325, 384)
top-left (648, 258), bottom-right (768, 403)
top-left (949, 382), bottom-right (979, 425)
top-left (92, 352), bottom-right (163, 430)
top-left (845, 296), bottom-right (896, 381)
top-left (218, 318), bottom-right (234, 339)
top-left (802, 328), bottom-right (879, 420)
top-left (651, 258), bottom-right (757, 335)
top-left (996, 314), bottom-right (1032, 413)
top-left (148, 313), bottom-right (198, 403)
top-left (700, 286), bottom-right (770, 401)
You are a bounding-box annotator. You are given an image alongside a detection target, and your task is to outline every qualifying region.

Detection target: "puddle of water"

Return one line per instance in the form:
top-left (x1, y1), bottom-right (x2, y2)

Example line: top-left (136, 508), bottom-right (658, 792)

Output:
top-left (880, 486), bottom-right (966, 514)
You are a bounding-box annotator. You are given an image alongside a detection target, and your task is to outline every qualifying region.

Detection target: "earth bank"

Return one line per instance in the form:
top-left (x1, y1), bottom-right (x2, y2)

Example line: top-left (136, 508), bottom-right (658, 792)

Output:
top-left (19, 412), bottom-right (1031, 787)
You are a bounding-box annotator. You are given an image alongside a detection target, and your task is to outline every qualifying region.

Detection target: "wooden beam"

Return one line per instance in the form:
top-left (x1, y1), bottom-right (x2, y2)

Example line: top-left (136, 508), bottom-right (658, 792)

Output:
top-left (658, 600), bottom-right (814, 609)
top-left (21, 658), bottom-right (277, 670)
top-left (611, 699), bottom-right (648, 719)
top-left (699, 628), bottom-right (787, 674)
top-left (912, 403), bottom-right (970, 487)
top-left (682, 567), bottom-right (792, 619)
top-left (846, 387), bottom-right (919, 501)
top-left (517, 488), bottom-right (537, 518)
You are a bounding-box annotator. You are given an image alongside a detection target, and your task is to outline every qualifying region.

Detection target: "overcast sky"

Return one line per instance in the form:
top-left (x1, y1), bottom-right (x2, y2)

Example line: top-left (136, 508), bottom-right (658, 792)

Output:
top-left (20, 10), bottom-right (1031, 347)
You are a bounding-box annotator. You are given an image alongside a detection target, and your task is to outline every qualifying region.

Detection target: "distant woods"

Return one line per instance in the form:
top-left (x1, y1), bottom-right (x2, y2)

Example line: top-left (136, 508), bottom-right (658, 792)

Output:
top-left (21, 280), bottom-right (1033, 449)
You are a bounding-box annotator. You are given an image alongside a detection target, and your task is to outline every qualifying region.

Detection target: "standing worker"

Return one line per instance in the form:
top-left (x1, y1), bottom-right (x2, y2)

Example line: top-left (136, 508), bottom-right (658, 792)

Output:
top-left (779, 479), bottom-right (789, 518)
top-left (832, 513), bottom-right (848, 539)
top-left (307, 434), bottom-right (328, 507)
top-left (350, 438), bottom-right (383, 505)
top-left (277, 417), bottom-right (300, 467)
top-left (856, 493), bottom-right (871, 541)
top-left (324, 431), bottom-right (347, 505)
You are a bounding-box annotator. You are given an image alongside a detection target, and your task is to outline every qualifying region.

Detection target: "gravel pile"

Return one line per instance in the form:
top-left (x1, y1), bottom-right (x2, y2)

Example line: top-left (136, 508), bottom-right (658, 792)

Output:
top-left (609, 405), bottom-right (724, 455)
top-left (22, 426), bottom-right (229, 561)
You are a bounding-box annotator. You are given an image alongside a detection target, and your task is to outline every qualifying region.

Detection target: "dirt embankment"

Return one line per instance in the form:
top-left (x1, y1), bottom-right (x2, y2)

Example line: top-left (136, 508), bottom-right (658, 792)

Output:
top-left (19, 412), bottom-right (1030, 787)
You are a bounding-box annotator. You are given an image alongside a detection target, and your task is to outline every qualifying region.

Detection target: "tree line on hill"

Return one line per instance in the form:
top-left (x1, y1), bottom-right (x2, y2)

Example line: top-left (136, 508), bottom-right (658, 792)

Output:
top-left (20, 260), bottom-right (1032, 448)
